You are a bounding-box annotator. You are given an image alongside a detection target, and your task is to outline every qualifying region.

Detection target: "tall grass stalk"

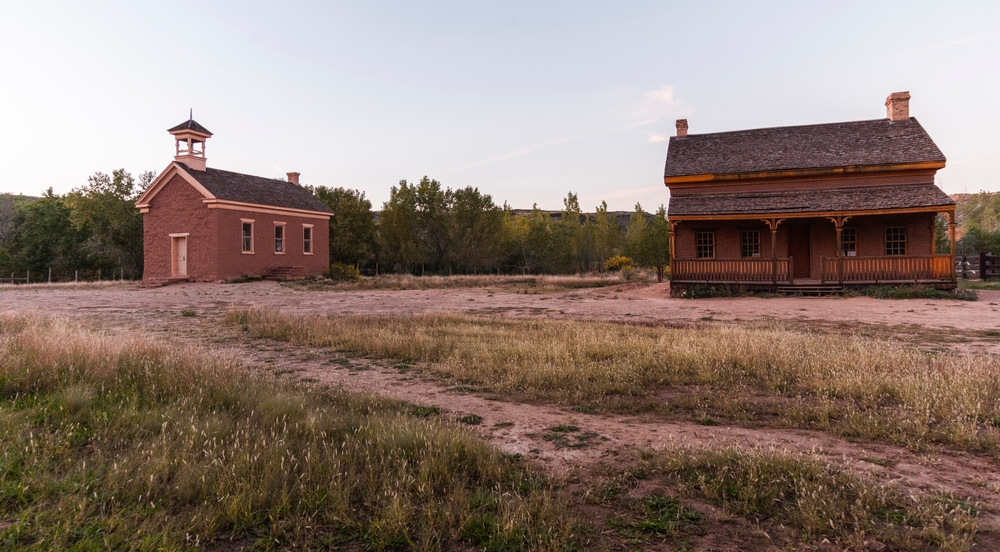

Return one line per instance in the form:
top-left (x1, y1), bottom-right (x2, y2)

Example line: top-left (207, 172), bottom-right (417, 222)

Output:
top-left (0, 312), bottom-right (579, 550)
top-left (227, 308), bottom-right (1000, 451)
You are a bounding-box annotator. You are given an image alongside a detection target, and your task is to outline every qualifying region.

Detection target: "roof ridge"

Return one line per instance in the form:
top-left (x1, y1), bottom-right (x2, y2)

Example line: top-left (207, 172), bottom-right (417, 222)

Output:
top-left (675, 117), bottom-right (916, 139)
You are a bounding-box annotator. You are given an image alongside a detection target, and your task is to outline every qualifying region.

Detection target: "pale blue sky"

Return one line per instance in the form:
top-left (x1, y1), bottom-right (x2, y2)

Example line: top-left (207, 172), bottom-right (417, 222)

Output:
top-left (1, 1), bottom-right (998, 210)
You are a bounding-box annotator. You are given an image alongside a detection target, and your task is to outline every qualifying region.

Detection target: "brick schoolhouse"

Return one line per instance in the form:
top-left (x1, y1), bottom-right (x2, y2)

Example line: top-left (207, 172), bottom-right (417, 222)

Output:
top-left (135, 118), bottom-right (333, 284)
top-left (664, 92), bottom-right (957, 296)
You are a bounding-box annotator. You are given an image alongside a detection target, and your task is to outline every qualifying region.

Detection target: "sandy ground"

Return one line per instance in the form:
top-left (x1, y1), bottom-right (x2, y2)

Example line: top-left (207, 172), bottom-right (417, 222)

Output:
top-left (3, 280), bottom-right (1000, 541)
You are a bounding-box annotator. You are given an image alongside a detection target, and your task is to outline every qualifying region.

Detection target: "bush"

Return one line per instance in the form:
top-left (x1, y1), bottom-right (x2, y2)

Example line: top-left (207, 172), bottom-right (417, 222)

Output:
top-left (326, 263), bottom-right (362, 282)
top-left (604, 255), bottom-right (634, 272)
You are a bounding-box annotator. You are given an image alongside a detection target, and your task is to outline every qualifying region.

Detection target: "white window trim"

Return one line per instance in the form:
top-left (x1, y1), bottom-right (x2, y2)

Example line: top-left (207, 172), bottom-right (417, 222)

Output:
top-left (274, 222), bottom-right (286, 255)
top-left (302, 224), bottom-right (314, 255)
top-left (241, 219), bottom-right (255, 255)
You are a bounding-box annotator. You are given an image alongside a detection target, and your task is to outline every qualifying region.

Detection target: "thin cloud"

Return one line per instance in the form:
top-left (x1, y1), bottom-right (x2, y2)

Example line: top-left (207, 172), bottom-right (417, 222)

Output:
top-left (647, 132), bottom-right (670, 143)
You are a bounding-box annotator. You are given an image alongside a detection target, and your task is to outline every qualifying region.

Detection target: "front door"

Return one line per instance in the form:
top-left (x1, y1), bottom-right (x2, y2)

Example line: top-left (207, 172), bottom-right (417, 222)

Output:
top-left (171, 236), bottom-right (188, 276)
top-left (788, 226), bottom-right (810, 279)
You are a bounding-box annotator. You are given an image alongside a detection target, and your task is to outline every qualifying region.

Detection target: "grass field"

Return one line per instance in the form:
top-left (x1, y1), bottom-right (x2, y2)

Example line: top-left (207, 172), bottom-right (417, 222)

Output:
top-left (285, 273), bottom-right (645, 292)
top-left (226, 308), bottom-right (1000, 453)
top-left (0, 312), bottom-right (580, 550)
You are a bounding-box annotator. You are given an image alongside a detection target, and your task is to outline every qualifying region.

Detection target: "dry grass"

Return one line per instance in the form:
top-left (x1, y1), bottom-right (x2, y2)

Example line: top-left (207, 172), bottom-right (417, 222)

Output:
top-left (284, 273), bottom-right (645, 292)
top-left (226, 308), bottom-right (1000, 452)
top-left (0, 312), bottom-right (581, 550)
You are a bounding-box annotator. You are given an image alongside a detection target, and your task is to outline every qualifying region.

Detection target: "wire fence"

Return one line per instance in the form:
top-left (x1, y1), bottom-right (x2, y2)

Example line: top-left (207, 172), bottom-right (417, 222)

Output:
top-left (0, 268), bottom-right (135, 285)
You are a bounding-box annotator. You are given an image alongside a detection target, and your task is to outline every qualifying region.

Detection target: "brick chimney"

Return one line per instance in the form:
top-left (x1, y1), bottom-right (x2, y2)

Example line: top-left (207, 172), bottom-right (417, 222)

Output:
top-left (885, 91), bottom-right (911, 122)
top-left (286, 172), bottom-right (300, 185)
top-left (675, 119), bottom-right (688, 137)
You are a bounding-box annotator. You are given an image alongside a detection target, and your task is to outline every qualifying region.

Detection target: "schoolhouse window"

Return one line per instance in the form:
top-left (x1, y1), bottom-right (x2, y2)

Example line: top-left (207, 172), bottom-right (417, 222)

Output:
top-left (841, 227), bottom-right (857, 256)
top-left (696, 231), bottom-right (715, 259)
top-left (885, 226), bottom-right (906, 256)
top-left (740, 230), bottom-right (760, 258)
top-left (303, 225), bottom-right (313, 254)
top-left (241, 220), bottom-right (254, 253)
top-left (275, 223), bottom-right (285, 253)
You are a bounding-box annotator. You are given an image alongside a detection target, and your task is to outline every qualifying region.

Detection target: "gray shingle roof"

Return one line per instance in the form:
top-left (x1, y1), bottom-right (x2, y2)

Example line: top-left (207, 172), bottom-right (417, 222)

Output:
top-left (168, 119), bottom-right (213, 136)
top-left (176, 164), bottom-right (333, 214)
top-left (668, 183), bottom-right (955, 217)
top-left (664, 118), bottom-right (945, 177)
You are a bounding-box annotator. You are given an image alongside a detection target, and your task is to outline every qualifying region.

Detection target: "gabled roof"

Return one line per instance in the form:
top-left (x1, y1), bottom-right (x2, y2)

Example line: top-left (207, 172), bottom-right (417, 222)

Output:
top-left (664, 118), bottom-right (946, 178)
top-left (668, 183), bottom-right (955, 217)
top-left (175, 164), bottom-right (333, 214)
top-left (168, 119), bottom-right (213, 136)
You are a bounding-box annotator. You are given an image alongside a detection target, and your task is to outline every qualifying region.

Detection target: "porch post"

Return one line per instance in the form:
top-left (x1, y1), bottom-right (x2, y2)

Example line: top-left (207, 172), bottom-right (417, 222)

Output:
top-left (948, 210), bottom-right (957, 283)
top-left (668, 221), bottom-right (679, 283)
top-left (827, 216), bottom-right (850, 285)
top-left (762, 218), bottom-right (782, 284)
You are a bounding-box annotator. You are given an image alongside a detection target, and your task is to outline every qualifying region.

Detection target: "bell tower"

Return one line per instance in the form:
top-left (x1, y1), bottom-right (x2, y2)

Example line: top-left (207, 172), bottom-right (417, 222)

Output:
top-left (168, 111), bottom-right (213, 171)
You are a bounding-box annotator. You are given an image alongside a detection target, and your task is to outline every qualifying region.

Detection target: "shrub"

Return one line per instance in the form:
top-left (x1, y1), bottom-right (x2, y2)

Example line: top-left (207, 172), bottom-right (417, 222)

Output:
top-left (326, 262), bottom-right (362, 282)
top-left (604, 255), bottom-right (634, 272)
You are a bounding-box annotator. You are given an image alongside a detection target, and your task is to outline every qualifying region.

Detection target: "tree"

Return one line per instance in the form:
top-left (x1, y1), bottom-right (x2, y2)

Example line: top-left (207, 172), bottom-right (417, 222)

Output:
top-left (557, 192), bottom-right (583, 272)
top-left (65, 169), bottom-right (153, 279)
top-left (449, 186), bottom-right (505, 273)
top-left (379, 180), bottom-right (422, 272)
top-left (413, 177), bottom-right (451, 271)
top-left (11, 189), bottom-right (89, 279)
top-left (627, 204), bottom-right (670, 282)
top-left (312, 186), bottom-right (377, 266)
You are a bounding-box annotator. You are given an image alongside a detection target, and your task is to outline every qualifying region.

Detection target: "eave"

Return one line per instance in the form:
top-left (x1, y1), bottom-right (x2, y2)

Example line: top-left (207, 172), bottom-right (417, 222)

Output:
top-left (663, 161), bottom-right (947, 187)
top-left (667, 204), bottom-right (955, 222)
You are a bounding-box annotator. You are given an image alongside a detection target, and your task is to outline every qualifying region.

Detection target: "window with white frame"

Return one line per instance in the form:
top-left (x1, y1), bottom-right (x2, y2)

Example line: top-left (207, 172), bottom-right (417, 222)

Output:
top-left (885, 226), bottom-right (906, 256)
top-left (696, 231), bottom-right (715, 259)
top-left (241, 220), bottom-right (254, 253)
top-left (740, 230), bottom-right (760, 258)
top-left (302, 225), bottom-right (313, 254)
top-left (274, 223), bottom-right (285, 253)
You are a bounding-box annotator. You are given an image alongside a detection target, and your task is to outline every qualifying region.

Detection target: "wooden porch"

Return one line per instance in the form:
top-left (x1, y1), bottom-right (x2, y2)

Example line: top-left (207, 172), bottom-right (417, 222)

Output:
top-left (671, 255), bottom-right (956, 292)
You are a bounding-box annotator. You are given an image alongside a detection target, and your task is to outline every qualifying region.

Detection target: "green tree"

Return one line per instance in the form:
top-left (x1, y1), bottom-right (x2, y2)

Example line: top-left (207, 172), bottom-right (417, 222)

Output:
top-left (448, 186), bottom-right (505, 273)
top-left (65, 169), bottom-right (152, 279)
top-left (378, 180), bottom-right (422, 272)
top-left (413, 177), bottom-right (451, 271)
top-left (312, 186), bottom-right (377, 267)
top-left (11, 189), bottom-right (89, 279)
top-left (626, 204), bottom-right (670, 282)
top-left (557, 192), bottom-right (583, 272)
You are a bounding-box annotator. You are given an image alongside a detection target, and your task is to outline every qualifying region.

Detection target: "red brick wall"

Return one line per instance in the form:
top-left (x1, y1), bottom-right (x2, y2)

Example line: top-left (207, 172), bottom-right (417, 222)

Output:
top-left (142, 174), bottom-right (330, 282)
top-left (673, 213), bottom-right (937, 279)
top-left (142, 174), bottom-right (218, 282)
top-left (214, 208), bottom-right (329, 280)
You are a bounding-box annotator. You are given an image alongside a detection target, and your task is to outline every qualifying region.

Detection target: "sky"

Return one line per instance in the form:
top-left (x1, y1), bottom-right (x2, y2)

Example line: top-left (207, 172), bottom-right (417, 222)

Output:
top-left (1, 1), bottom-right (998, 211)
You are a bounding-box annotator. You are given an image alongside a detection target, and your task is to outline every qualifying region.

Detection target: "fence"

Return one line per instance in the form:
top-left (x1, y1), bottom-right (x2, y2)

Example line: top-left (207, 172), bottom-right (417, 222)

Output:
top-left (956, 253), bottom-right (998, 280)
top-left (0, 268), bottom-right (130, 285)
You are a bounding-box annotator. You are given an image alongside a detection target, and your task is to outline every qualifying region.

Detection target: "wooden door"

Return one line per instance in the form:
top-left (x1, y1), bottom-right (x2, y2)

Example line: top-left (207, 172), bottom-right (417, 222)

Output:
top-left (171, 236), bottom-right (188, 276)
top-left (788, 226), bottom-right (810, 279)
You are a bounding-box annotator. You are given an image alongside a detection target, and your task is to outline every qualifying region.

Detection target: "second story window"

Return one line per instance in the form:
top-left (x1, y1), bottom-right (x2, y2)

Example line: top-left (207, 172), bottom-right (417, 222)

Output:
top-left (696, 231), bottom-right (715, 259)
top-left (275, 223), bottom-right (285, 253)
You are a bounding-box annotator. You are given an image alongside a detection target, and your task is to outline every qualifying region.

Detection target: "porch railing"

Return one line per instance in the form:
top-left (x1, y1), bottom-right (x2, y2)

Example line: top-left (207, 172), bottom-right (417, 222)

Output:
top-left (671, 258), bottom-right (792, 284)
top-left (821, 255), bottom-right (953, 283)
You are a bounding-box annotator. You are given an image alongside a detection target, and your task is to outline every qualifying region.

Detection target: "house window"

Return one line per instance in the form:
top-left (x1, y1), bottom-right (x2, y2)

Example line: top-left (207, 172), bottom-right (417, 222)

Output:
top-left (740, 230), bottom-right (760, 258)
top-left (841, 227), bottom-right (857, 256)
top-left (274, 223), bottom-right (285, 253)
top-left (696, 231), bottom-right (715, 259)
top-left (303, 225), bottom-right (313, 255)
top-left (885, 226), bottom-right (906, 256)
top-left (241, 220), bottom-right (254, 254)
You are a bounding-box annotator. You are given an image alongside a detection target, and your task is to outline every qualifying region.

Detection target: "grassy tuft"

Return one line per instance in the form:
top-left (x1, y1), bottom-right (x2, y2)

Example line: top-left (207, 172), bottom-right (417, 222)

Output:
top-left (0, 312), bottom-right (581, 550)
top-left (847, 285), bottom-right (978, 301)
top-left (226, 308), bottom-right (1000, 452)
top-left (285, 273), bottom-right (636, 292)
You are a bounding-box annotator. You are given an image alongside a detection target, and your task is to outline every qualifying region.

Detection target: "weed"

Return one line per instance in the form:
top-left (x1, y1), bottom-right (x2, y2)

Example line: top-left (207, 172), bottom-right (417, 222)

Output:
top-left (459, 414), bottom-right (483, 425)
top-left (409, 405), bottom-right (442, 417)
top-left (572, 404), bottom-right (596, 414)
top-left (695, 417), bottom-right (719, 426)
top-left (610, 494), bottom-right (705, 543)
top-left (180, 309), bottom-right (196, 317)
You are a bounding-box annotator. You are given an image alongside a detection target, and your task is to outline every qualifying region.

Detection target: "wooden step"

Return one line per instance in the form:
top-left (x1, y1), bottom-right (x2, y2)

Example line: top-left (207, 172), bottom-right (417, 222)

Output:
top-left (776, 285), bottom-right (844, 296)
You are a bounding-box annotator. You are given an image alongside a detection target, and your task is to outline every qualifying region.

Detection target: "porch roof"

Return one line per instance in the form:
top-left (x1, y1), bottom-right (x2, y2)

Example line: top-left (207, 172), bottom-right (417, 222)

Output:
top-left (667, 183), bottom-right (955, 218)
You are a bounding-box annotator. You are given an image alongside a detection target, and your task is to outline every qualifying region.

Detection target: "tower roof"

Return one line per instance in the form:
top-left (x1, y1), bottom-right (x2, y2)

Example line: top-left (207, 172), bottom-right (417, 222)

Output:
top-left (168, 119), bottom-right (213, 136)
